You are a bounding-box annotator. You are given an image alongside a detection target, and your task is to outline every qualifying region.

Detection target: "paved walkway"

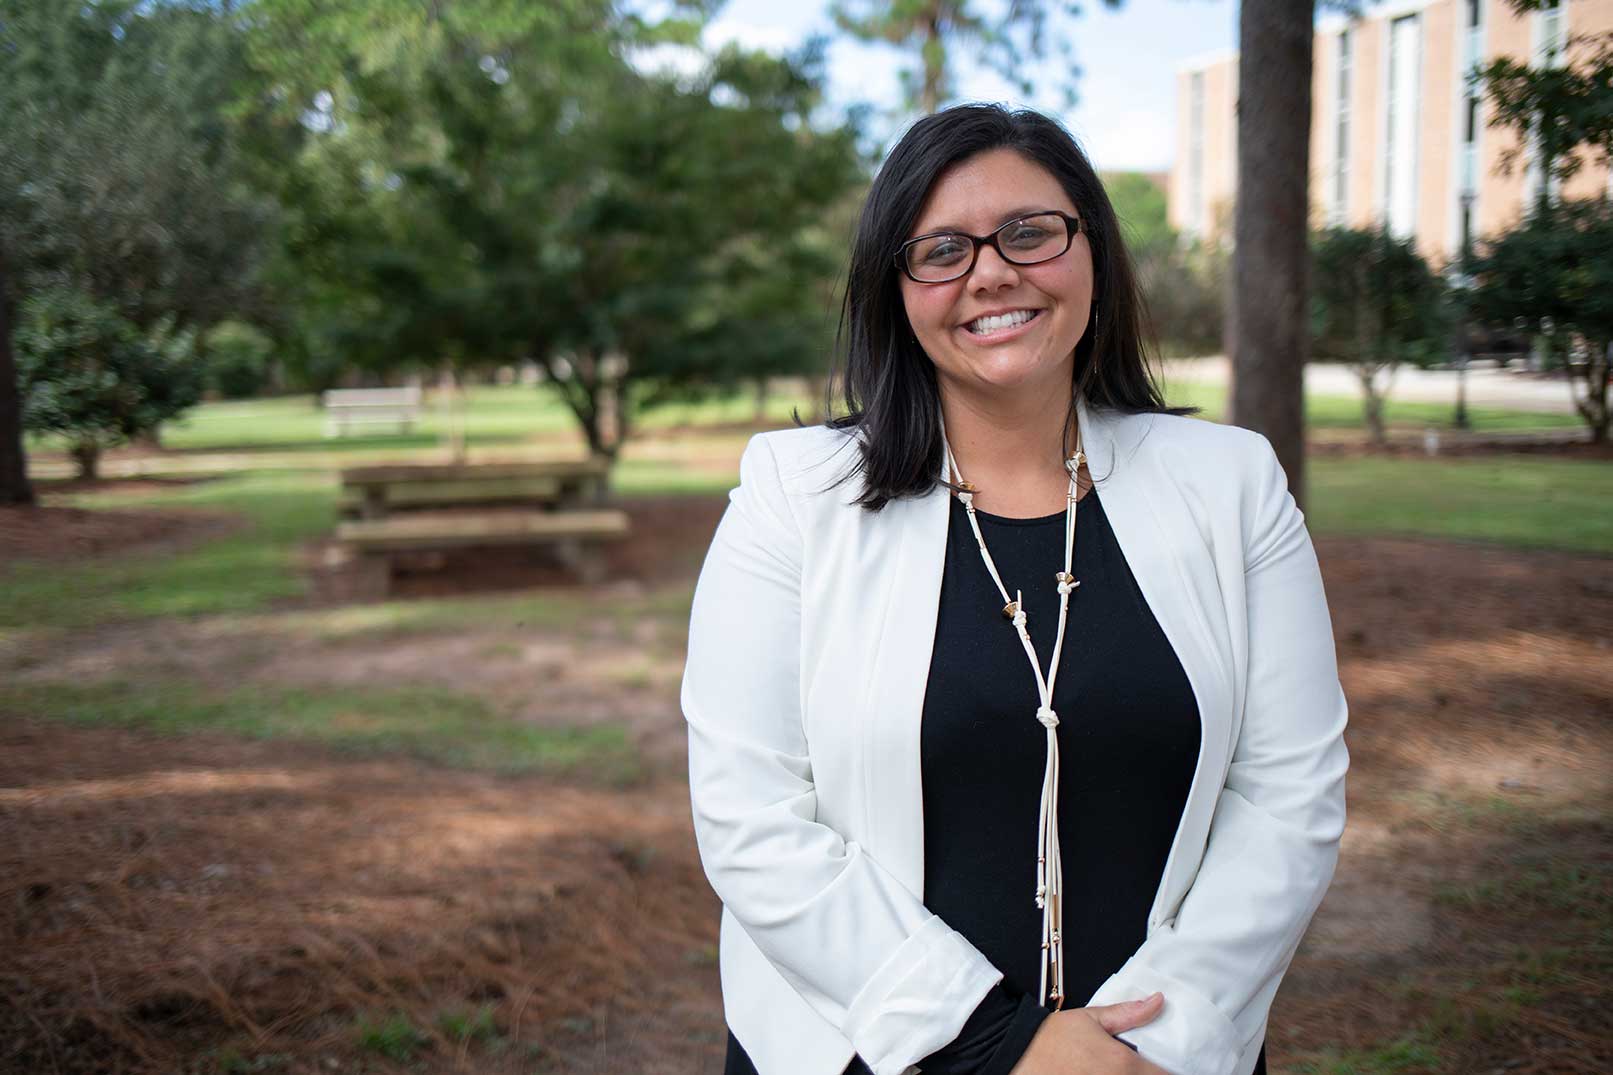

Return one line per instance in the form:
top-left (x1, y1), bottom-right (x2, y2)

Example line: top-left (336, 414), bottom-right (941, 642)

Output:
top-left (1162, 357), bottom-right (1581, 414)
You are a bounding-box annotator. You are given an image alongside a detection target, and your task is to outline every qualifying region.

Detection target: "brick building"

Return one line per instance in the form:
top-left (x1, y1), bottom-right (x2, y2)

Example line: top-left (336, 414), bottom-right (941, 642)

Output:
top-left (1170, 0), bottom-right (1613, 265)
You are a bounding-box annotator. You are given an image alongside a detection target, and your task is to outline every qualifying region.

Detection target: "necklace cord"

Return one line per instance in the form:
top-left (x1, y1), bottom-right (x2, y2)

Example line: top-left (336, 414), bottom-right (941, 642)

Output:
top-left (942, 426), bottom-right (1085, 1010)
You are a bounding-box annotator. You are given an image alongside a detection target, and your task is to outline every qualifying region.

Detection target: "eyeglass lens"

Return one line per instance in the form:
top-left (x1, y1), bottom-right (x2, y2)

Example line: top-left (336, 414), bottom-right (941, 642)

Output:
top-left (903, 213), bottom-right (1072, 282)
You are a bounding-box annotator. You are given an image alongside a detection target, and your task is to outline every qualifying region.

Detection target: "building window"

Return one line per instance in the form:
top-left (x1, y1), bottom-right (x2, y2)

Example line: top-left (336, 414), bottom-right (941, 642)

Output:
top-left (1466, 0), bottom-right (1481, 30)
top-left (1188, 70), bottom-right (1205, 237)
top-left (1384, 14), bottom-right (1422, 239)
top-left (1526, 0), bottom-right (1567, 205)
top-left (1543, 1), bottom-right (1564, 62)
top-left (1333, 29), bottom-right (1351, 224)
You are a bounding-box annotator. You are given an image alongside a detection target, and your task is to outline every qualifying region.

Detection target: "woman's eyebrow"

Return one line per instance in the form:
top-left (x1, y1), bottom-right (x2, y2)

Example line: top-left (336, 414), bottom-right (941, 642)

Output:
top-left (914, 206), bottom-right (1056, 235)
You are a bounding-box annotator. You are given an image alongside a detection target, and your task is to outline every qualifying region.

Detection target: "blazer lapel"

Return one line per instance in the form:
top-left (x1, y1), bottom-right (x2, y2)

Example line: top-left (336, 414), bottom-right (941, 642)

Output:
top-left (860, 454), bottom-right (952, 894)
top-left (1072, 396), bottom-right (1236, 927)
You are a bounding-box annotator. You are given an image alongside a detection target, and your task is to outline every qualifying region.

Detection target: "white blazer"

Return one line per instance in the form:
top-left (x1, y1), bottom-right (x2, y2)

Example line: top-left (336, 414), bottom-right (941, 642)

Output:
top-left (680, 393), bottom-right (1350, 1075)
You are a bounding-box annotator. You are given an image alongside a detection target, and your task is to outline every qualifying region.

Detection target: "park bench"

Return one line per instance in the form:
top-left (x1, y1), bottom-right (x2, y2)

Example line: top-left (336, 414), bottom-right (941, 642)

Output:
top-left (338, 458), bottom-right (611, 518)
top-left (321, 386), bottom-right (423, 438)
top-left (337, 507), bottom-right (629, 587)
top-left (334, 458), bottom-right (626, 593)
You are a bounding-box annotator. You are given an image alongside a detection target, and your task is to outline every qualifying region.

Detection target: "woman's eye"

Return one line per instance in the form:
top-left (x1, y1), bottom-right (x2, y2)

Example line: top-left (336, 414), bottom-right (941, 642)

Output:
top-left (921, 240), bottom-right (968, 264)
top-left (1004, 225), bottom-right (1050, 248)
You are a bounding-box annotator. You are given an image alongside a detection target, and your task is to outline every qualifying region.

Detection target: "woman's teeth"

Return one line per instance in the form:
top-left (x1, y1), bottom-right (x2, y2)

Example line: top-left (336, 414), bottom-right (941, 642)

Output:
top-left (966, 309), bottom-right (1039, 335)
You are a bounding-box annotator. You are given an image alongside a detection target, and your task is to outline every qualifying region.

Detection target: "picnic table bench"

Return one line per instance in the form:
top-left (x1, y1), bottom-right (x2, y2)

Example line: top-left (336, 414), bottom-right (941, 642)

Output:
top-left (322, 386), bottom-right (423, 438)
top-left (338, 458), bottom-right (611, 519)
top-left (334, 458), bottom-right (627, 593)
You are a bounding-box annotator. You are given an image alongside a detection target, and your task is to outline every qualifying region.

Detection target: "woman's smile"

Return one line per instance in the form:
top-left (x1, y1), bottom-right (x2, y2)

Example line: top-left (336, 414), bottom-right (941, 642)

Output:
top-left (960, 306), bottom-right (1044, 341)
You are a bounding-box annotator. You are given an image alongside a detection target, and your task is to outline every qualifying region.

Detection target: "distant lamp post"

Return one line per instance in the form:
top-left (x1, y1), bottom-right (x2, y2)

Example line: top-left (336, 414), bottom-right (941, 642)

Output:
top-left (1452, 190), bottom-right (1477, 431)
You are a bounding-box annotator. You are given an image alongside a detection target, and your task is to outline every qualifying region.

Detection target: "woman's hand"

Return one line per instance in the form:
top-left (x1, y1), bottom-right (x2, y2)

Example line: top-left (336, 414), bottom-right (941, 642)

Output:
top-left (1008, 993), bottom-right (1170, 1074)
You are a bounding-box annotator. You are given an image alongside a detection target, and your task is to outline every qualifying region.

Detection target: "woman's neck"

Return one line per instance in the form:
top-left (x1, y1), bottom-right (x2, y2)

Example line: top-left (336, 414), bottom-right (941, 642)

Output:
top-left (939, 384), bottom-right (1087, 517)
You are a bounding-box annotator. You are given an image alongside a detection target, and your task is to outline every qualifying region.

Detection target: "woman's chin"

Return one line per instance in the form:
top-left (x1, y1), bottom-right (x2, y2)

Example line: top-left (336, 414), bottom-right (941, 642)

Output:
top-left (959, 351), bottom-right (1068, 394)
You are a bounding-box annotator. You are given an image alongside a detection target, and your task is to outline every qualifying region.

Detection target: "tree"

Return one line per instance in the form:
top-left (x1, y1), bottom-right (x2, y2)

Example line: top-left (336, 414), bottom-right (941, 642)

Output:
top-left (0, 243), bottom-right (31, 504)
top-left (248, 0), bottom-right (864, 462)
top-left (1468, 4), bottom-right (1612, 394)
top-left (205, 321), bottom-right (277, 399)
top-left (829, 0), bottom-right (1117, 114)
top-left (0, 0), bottom-right (274, 455)
top-left (1104, 171), bottom-right (1226, 360)
top-left (0, 2), bottom-right (272, 330)
top-left (1472, 16), bottom-right (1613, 212)
top-left (1138, 239), bottom-right (1228, 359)
top-left (1228, 0), bottom-right (1316, 510)
top-left (1311, 226), bottom-right (1450, 445)
top-left (1103, 171), bottom-right (1174, 253)
top-left (1466, 198), bottom-right (1613, 443)
top-left (15, 288), bottom-right (206, 479)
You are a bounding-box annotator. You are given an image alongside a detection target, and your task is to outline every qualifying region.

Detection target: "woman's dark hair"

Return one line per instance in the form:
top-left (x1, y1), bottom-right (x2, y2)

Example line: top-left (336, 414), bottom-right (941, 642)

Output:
top-left (814, 102), bottom-right (1197, 511)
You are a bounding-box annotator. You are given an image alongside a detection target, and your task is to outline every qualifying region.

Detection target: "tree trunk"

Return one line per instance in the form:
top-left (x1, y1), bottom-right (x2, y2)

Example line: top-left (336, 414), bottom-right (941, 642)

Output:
top-left (71, 440), bottom-right (100, 481)
top-left (1454, 356), bottom-right (1470, 431)
top-left (1229, 0), bottom-right (1316, 511)
top-left (546, 352), bottom-right (614, 463)
top-left (1571, 340), bottom-right (1610, 443)
top-left (921, 11), bottom-right (944, 113)
top-left (754, 377), bottom-right (769, 424)
top-left (438, 365), bottom-right (467, 463)
top-left (1358, 367), bottom-right (1387, 446)
top-left (0, 244), bottom-right (35, 505)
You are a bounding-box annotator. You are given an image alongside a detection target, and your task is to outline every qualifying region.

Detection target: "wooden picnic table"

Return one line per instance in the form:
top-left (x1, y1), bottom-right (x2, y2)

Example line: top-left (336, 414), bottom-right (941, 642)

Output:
top-left (338, 458), bottom-right (611, 519)
top-left (333, 457), bottom-right (627, 593)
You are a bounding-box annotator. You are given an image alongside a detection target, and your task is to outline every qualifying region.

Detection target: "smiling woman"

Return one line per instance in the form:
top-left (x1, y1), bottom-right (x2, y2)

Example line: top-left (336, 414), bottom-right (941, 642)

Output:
top-left (827, 105), bottom-right (1194, 519)
top-left (683, 104), bottom-right (1348, 1075)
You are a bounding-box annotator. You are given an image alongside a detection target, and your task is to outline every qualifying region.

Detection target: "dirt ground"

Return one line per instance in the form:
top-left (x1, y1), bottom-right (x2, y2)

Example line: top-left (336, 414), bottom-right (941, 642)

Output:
top-left (2, 478), bottom-right (1610, 1074)
top-left (0, 496), bottom-right (246, 564)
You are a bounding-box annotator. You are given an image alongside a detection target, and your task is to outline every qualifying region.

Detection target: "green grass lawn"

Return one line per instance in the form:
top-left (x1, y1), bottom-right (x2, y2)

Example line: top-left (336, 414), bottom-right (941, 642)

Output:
top-left (1, 470), bottom-right (337, 630)
top-left (1160, 379), bottom-right (1582, 431)
top-left (3, 461), bottom-right (720, 632)
top-left (22, 383), bottom-right (827, 457)
top-left (5, 445), bottom-right (1607, 638)
top-left (1307, 456), bottom-right (1613, 553)
top-left (8, 370), bottom-right (1608, 643)
top-left (0, 677), bottom-right (639, 783)
top-left (22, 378), bottom-right (1583, 461)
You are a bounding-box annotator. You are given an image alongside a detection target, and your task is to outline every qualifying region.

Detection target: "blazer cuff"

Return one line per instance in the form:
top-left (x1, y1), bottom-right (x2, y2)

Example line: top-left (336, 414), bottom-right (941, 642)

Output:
top-left (842, 914), bottom-right (1004, 1075)
top-left (1090, 958), bottom-right (1243, 1075)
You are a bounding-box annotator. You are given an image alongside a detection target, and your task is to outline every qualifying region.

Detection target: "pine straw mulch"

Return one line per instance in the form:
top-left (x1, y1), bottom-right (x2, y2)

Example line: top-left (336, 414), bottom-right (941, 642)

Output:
top-left (1268, 534), bottom-right (1613, 1074)
top-left (0, 480), bottom-right (1609, 1073)
top-left (0, 723), bottom-right (725, 1075)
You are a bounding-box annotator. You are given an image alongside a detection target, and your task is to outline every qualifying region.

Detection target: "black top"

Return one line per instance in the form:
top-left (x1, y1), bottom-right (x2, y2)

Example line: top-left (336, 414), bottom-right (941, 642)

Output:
top-left (914, 488), bottom-right (1201, 1074)
top-left (723, 489), bottom-right (1267, 1075)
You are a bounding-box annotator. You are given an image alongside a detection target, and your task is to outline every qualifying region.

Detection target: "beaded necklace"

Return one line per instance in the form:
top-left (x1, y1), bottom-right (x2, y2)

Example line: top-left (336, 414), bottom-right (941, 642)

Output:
top-left (941, 423), bottom-right (1087, 1011)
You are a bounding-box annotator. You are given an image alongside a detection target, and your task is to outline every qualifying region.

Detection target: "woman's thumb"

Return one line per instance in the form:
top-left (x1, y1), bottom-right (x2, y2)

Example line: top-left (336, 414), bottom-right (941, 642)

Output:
top-left (1085, 992), bottom-right (1164, 1035)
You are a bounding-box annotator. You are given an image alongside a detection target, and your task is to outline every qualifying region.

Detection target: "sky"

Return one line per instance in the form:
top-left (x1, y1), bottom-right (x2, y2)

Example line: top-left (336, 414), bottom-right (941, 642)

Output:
top-left (702, 0), bottom-right (1240, 173)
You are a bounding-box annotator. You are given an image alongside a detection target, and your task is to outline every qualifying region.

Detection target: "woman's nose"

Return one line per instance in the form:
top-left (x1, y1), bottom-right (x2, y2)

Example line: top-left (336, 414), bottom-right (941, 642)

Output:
top-left (967, 242), bottom-right (1021, 291)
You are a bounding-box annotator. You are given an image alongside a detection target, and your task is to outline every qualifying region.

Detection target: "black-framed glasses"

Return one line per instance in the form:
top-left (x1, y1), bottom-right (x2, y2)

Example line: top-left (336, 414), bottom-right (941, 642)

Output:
top-left (894, 210), bottom-right (1081, 283)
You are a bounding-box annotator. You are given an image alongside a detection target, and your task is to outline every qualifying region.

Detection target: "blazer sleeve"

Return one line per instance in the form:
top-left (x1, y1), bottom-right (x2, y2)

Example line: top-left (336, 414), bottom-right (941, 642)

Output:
top-left (681, 433), bottom-right (1004, 1075)
top-left (1086, 433), bottom-right (1351, 1075)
